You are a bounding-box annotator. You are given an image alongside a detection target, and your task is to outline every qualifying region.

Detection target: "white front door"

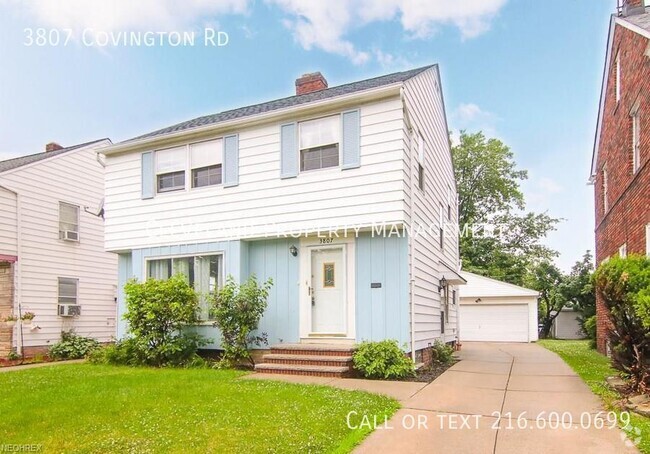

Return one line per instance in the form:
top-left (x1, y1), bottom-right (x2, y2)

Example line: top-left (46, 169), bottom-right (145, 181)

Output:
top-left (310, 247), bottom-right (346, 334)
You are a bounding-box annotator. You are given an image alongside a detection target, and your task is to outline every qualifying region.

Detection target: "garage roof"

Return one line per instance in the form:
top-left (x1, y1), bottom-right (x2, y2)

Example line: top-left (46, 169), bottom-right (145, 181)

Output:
top-left (459, 271), bottom-right (539, 298)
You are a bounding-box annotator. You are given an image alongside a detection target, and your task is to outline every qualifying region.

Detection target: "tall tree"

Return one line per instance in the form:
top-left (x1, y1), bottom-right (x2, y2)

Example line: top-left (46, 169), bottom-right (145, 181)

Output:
top-left (562, 251), bottom-right (596, 334)
top-left (452, 131), bottom-right (559, 286)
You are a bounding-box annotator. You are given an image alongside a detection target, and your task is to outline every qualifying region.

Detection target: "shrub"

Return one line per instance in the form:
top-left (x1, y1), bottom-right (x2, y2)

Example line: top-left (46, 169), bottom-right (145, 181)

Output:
top-left (430, 340), bottom-right (455, 365)
top-left (212, 275), bottom-right (273, 367)
top-left (48, 331), bottom-right (100, 360)
top-left (593, 255), bottom-right (650, 392)
top-left (119, 274), bottom-right (209, 367)
top-left (353, 340), bottom-right (415, 380)
top-left (583, 314), bottom-right (597, 349)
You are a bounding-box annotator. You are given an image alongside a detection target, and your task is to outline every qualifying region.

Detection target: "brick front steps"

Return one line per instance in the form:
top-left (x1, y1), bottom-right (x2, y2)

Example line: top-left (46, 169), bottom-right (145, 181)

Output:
top-left (254, 343), bottom-right (356, 377)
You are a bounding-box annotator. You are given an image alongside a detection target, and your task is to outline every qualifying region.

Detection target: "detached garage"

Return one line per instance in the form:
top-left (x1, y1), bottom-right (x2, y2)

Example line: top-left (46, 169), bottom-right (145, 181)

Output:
top-left (459, 272), bottom-right (539, 343)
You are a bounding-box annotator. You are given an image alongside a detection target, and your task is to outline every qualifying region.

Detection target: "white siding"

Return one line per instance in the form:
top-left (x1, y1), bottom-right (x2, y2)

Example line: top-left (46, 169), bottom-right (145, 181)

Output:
top-left (402, 68), bottom-right (461, 350)
top-left (0, 187), bottom-right (17, 256)
top-left (0, 142), bottom-right (118, 348)
top-left (104, 98), bottom-right (407, 251)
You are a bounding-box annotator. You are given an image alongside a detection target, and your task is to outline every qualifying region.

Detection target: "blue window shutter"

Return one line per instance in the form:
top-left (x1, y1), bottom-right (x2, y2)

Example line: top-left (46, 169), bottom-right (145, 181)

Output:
top-left (341, 109), bottom-right (360, 169)
top-left (223, 134), bottom-right (239, 187)
top-left (280, 123), bottom-right (298, 179)
top-left (141, 152), bottom-right (154, 199)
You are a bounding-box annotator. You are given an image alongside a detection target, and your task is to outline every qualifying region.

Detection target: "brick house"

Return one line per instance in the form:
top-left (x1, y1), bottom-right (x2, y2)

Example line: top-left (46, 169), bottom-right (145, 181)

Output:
top-left (591, 0), bottom-right (650, 353)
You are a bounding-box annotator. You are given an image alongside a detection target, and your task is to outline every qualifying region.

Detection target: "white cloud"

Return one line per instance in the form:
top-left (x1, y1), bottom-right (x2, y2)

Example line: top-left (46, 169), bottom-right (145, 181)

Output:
top-left (267, 0), bottom-right (507, 63)
top-left (4, 0), bottom-right (506, 63)
top-left (2, 0), bottom-right (249, 32)
top-left (451, 103), bottom-right (499, 139)
top-left (522, 175), bottom-right (564, 213)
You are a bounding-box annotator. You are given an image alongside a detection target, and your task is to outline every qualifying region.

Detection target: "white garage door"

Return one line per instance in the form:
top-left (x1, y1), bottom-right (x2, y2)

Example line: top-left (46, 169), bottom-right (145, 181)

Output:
top-left (460, 304), bottom-right (529, 342)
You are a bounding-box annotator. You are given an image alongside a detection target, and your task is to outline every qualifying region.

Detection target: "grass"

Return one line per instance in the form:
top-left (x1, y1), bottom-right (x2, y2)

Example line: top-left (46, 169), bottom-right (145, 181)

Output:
top-left (0, 364), bottom-right (398, 453)
top-left (539, 339), bottom-right (650, 453)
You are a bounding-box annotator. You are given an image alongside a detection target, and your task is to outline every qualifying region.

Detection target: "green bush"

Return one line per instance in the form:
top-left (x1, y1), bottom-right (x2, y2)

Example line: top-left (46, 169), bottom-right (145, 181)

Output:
top-left (353, 340), bottom-right (415, 380)
top-left (48, 331), bottom-right (100, 360)
top-left (116, 274), bottom-right (209, 367)
top-left (211, 275), bottom-right (273, 367)
top-left (430, 340), bottom-right (455, 365)
top-left (593, 255), bottom-right (650, 392)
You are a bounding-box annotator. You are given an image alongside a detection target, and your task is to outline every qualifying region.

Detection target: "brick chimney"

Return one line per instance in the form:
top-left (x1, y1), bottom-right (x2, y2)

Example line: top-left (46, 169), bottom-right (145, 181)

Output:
top-left (45, 142), bottom-right (64, 152)
top-left (620, 0), bottom-right (645, 16)
top-left (295, 72), bottom-right (328, 95)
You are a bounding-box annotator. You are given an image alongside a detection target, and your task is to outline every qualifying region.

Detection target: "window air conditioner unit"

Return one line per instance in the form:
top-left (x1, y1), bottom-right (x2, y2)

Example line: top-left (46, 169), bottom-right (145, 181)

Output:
top-left (58, 304), bottom-right (81, 317)
top-left (61, 230), bottom-right (79, 242)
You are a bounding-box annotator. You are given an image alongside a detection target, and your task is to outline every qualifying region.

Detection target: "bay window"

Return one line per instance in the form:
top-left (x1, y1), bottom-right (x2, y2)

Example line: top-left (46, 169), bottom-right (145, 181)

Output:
top-left (299, 115), bottom-right (340, 171)
top-left (147, 254), bottom-right (223, 320)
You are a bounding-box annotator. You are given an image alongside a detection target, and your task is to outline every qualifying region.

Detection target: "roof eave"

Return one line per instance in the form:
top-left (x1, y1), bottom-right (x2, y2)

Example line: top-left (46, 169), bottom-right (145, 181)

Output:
top-left (103, 83), bottom-right (404, 156)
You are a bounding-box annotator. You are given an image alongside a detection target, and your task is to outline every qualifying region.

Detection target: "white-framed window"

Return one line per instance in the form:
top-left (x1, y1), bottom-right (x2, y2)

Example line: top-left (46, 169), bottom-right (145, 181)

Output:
top-left (632, 108), bottom-right (641, 173)
top-left (190, 139), bottom-right (222, 188)
top-left (619, 243), bottom-right (627, 258)
top-left (146, 253), bottom-right (224, 320)
top-left (156, 146), bottom-right (186, 193)
top-left (614, 52), bottom-right (621, 103)
top-left (447, 186), bottom-right (453, 220)
top-left (646, 224), bottom-right (650, 256)
top-left (59, 202), bottom-right (79, 241)
top-left (416, 132), bottom-right (425, 191)
top-left (299, 115), bottom-right (340, 171)
top-left (602, 165), bottom-right (609, 213)
top-left (439, 203), bottom-right (444, 250)
top-left (58, 277), bottom-right (79, 305)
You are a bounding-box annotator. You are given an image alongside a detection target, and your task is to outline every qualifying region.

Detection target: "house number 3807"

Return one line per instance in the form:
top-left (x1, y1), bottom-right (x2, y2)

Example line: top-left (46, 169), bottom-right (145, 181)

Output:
top-left (319, 238), bottom-right (334, 244)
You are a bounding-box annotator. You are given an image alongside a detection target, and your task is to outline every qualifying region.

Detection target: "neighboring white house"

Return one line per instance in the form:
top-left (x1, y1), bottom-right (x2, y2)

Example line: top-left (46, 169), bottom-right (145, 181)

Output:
top-left (552, 308), bottom-right (585, 340)
top-left (102, 65), bottom-right (464, 370)
top-left (0, 139), bottom-right (118, 356)
top-left (459, 271), bottom-right (539, 343)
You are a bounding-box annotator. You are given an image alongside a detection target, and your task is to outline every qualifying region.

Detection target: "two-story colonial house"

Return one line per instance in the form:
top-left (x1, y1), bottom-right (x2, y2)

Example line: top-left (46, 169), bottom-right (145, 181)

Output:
top-left (0, 139), bottom-right (118, 357)
top-left (103, 65), bottom-right (464, 375)
top-left (591, 0), bottom-right (650, 353)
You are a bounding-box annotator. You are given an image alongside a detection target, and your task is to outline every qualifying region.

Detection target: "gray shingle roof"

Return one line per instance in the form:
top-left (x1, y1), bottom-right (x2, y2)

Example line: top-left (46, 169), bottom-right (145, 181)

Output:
top-left (622, 8), bottom-right (650, 33)
top-left (0, 139), bottom-right (108, 174)
top-left (126, 65), bottom-right (434, 143)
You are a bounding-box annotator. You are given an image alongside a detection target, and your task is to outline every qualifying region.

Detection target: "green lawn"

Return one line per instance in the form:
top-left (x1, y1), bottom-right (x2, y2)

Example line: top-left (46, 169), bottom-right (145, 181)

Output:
top-left (0, 364), bottom-right (398, 453)
top-left (540, 339), bottom-right (650, 453)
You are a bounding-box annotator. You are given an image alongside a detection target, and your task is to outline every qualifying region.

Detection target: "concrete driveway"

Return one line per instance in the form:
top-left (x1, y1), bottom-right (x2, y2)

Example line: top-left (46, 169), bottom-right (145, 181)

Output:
top-left (356, 342), bottom-right (639, 454)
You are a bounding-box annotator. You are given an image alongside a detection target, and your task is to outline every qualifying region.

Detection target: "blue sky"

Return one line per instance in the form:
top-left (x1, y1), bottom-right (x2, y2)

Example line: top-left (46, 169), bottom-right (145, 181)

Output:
top-left (0, 0), bottom-right (620, 269)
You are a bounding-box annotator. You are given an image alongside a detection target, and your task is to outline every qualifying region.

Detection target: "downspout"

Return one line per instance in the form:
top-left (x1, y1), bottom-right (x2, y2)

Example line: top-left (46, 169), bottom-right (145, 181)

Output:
top-left (401, 87), bottom-right (417, 362)
top-left (0, 183), bottom-right (21, 355)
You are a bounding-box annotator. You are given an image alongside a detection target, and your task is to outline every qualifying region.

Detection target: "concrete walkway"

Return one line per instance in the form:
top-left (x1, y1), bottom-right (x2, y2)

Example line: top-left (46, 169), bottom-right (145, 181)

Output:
top-left (356, 342), bottom-right (639, 454)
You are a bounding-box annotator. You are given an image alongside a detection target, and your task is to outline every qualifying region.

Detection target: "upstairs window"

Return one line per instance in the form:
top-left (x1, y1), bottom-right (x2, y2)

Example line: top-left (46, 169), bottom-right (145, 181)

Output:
top-left (415, 132), bottom-right (425, 191)
top-left (447, 186), bottom-right (453, 220)
top-left (191, 139), bottom-right (222, 188)
top-left (59, 202), bottom-right (79, 241)
top-left (299, 115), bottom-right (340, 171)
top-left (439, 203), bottom-right (445, 250)
top-left (632, 108), bottom-right (641, 173)
top-left (156, 146), bottom-right (186, 193)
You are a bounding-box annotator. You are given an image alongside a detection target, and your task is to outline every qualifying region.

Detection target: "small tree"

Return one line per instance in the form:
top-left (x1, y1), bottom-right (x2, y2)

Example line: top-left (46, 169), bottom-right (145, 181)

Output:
top-left (212, 275), bottom-right (273, 367)
top-left (123, 274), bottom-right (207, 367)
top-left (563, 251), bottom-right (596, 337)
top-left (526, 260), bottom-right (567, 338)
top-left (593, 255), bottom-right (650, 393)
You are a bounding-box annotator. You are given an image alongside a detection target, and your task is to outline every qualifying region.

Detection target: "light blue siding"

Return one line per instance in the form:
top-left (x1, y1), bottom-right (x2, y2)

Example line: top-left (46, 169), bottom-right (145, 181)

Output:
top-left (355, 234), bottom-right (410, 346)
top-left (248, 238), bottom-right (300, 344)
top-left (117, 252), bottom-right (133, 339)
top-left (141, 152), bottom-right (154, 199)
top-left (341, 109), bottom-right (360, 169)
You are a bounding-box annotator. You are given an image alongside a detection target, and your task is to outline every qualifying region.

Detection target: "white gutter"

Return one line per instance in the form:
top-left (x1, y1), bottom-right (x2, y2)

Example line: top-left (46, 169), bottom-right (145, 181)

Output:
top-left (401, 87), bottom-right (417, 362)
top-left (103, 84), bottom-right (403, 156)
top-left (0, 183), bottom-right (21, 355)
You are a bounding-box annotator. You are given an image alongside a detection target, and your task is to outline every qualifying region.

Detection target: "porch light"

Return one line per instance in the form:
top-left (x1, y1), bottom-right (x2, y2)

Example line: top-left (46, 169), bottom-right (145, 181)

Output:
top-left (289, 245), bottom-right (298, 257)
top-left (439, 277), bottom-right (447, 292)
